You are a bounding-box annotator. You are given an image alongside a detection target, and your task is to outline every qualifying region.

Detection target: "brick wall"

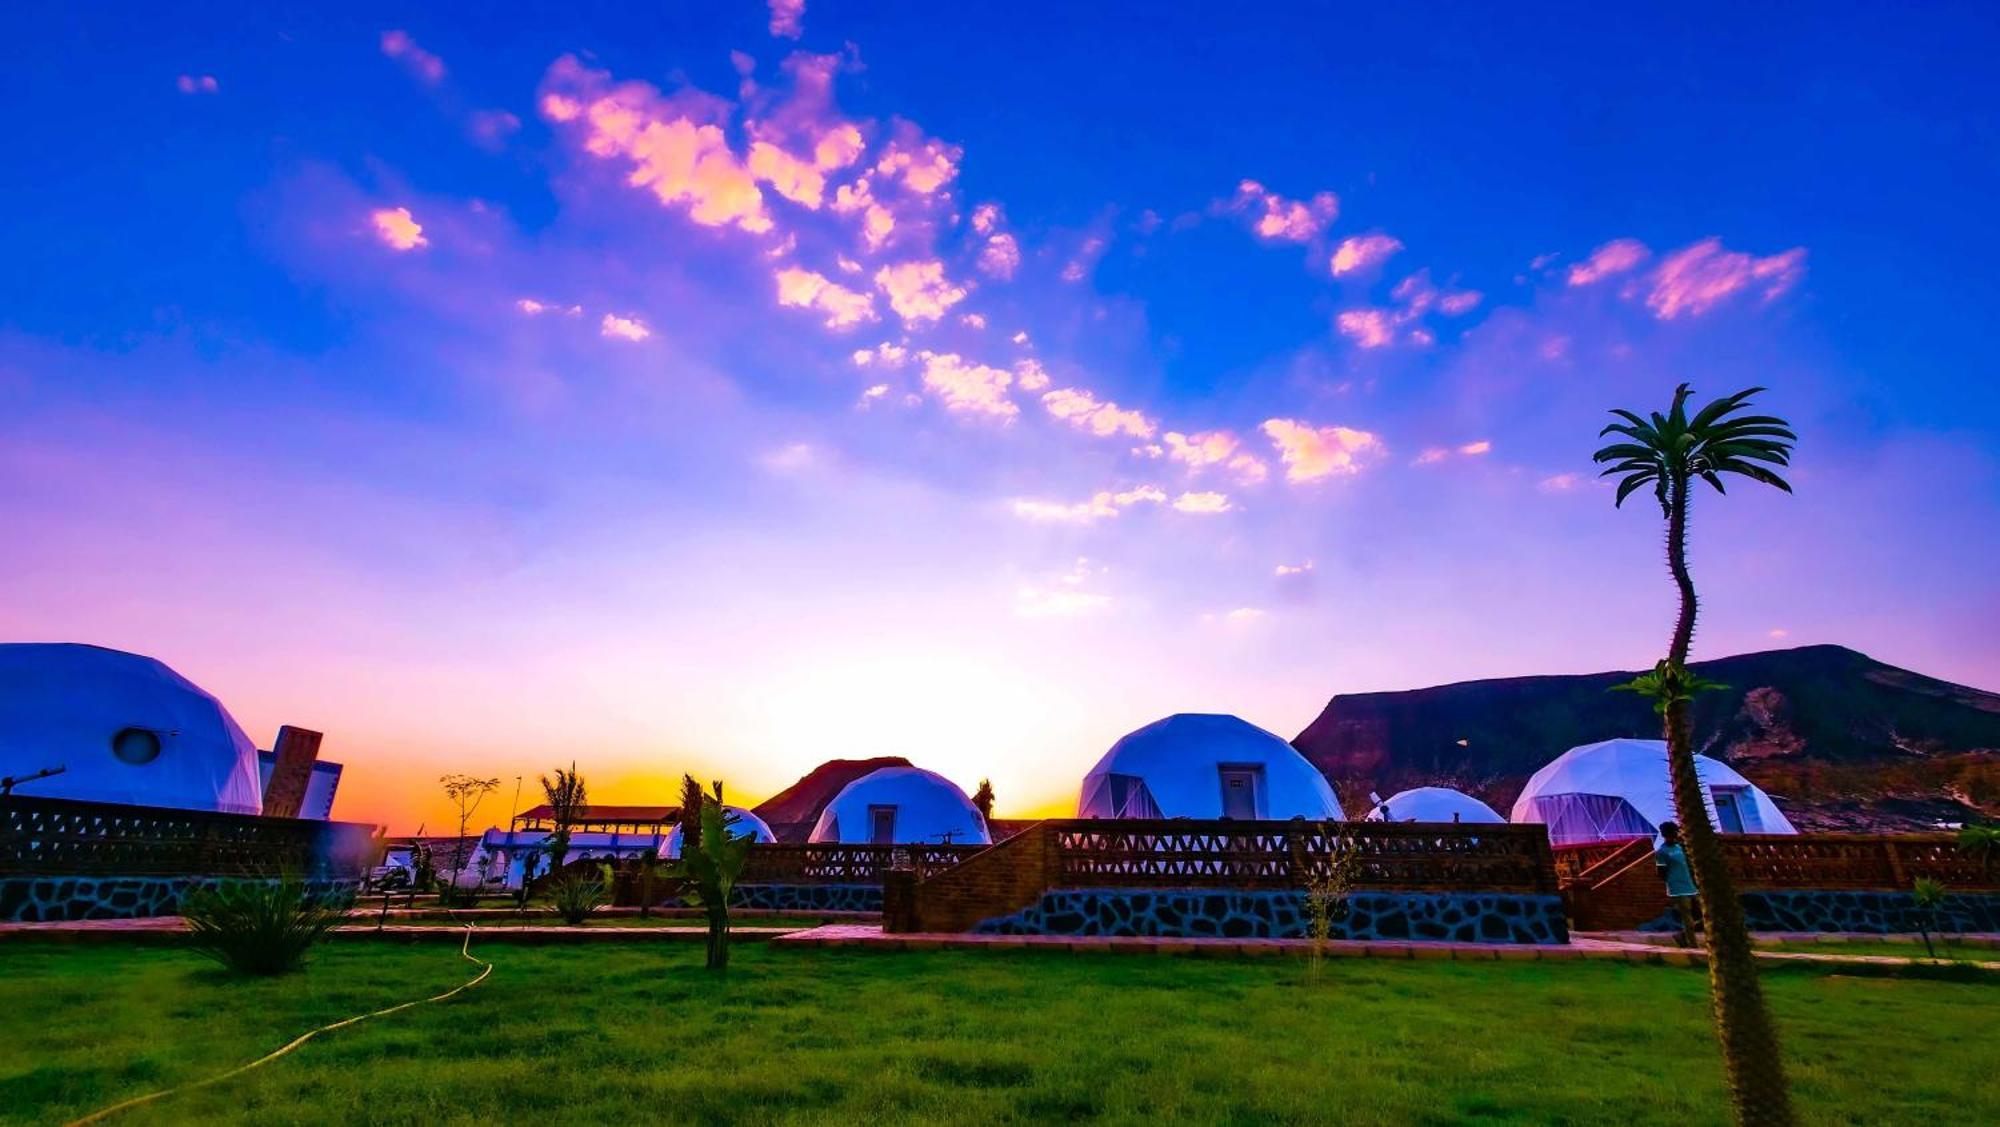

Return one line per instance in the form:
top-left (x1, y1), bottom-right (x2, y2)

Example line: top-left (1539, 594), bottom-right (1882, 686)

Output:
top-left (896, 822), bottom-right (1060, 933)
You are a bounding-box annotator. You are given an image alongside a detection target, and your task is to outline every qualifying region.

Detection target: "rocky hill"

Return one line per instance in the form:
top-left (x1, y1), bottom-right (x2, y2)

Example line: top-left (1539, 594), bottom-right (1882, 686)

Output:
top-left (752, 756), bottom-right (912, 841)
top-left (1292, 645), bottom-right (2000, 832)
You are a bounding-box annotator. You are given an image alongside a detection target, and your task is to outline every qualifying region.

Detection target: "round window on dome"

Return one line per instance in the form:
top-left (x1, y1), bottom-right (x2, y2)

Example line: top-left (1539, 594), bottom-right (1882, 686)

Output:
top-left (111, 727), bottom-right (162, 765)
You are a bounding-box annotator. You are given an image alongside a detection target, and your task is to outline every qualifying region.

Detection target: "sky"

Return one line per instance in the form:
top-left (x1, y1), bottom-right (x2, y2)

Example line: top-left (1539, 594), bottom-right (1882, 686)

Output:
top-left (3, 2), bottom-right (1997, 833)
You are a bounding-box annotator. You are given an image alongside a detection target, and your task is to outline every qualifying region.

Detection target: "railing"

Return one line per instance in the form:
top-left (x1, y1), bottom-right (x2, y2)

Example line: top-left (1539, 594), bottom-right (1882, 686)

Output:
top-left (739, 842), bottom-right (987, 884)
top-left (0, 794), bottom-right (383, 880)
top-left (1722, 834), bottom-right (1996, 891)
top-left (1551, 838), bottom-right (1645, 885)
top-left (1052, 820), bottom-right (1560, 894)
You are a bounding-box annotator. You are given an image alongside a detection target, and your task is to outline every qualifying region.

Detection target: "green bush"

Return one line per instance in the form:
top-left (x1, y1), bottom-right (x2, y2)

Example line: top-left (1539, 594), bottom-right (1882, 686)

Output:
top-left (180, 879), bottom-right (352, 976)
top-left (549, 869), bottom-right (609, 926)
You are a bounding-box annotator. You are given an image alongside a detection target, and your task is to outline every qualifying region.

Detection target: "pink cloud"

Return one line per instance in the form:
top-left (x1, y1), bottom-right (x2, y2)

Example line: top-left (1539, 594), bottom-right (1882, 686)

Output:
top-left (915, 351), bottom-right (1016, 419)
top-left (979, 233), bottom-right (1021, 280)
top-left (1227, 179), bottom-right (1338, 243)
top-left (1010, 485), bottom-right (1166, 524)
top-left (1644, 237), bottom-right (1807, 320)
top-left (1567, 238), bottom-right (1649, 286)
top-left (1172, 491), bottom-right (1233, 514)
top-left (831, 179), bottom-right (897, 250)
top-left (380, 30), bottom-right (446, 86)
top-left (1013, 359), bottom-right (1051, 391)
top-left (176, 74), bottom-right (219, 95)
top-left (515, 298), bottom-right (582, 317)
top-left (1260, 419), bottom-right (1385, 482)
top-left (541, 57), bottom-right (773, 235)
top-left (874, 260), bottom-right (968, 324)
top-left (468, 109), bottom-right (521, 150)
top-left (873, 127), bottom-right (960, 196)
top-left (369, 207), bottom-right (428, 251)
top-left (1335, 309), bottom-right (1396, 349)
top-left (1438, 290), bottom-right (1483, 315)
top-left (769, 0), bottom-right (805, 39)
top-left (1162, 430), bottom-right (1270, 485)
top-left (1460, 440), bottom-right (1491, 456)
top-left (600, 312), bottom-right (652, 341)
top-left (1041, 388), bottom-right (1157, 440)
top-left (1330, 234), bottom-right (1402, 276)
top-left (774, 267), bottom-right (877, 328)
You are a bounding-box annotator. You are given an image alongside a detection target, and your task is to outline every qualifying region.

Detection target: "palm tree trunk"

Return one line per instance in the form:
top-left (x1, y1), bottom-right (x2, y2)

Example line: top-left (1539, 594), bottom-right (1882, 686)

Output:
top-left (1665, 475), bottom-right (1796, 1127)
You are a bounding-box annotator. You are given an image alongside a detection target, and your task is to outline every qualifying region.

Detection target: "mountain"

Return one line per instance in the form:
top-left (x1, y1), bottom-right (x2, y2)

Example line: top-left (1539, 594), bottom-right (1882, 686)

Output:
top-left (752, 756), bottom-right (912, 841)
top-left (1292, 645), bottom-right (2000, 832)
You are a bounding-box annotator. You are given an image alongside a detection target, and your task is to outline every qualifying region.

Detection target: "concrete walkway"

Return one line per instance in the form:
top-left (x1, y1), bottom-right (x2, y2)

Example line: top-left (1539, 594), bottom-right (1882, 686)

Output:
top-left (0, 917), bottom-right (799, 944)
top-left (5, 917), bottom-right (1995, 969)
top-left (773, 924), bottom-right (2000, 971)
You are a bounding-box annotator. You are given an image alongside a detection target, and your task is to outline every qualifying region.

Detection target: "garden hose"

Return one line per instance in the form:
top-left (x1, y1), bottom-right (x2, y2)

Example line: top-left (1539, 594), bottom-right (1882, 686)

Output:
top-left (66, 926), bottom-right (494, 1126)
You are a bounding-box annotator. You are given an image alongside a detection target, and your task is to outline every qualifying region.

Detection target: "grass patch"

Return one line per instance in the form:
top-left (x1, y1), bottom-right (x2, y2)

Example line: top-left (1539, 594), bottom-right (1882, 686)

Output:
top-left (0, 942), bottom-right (1993, 1125)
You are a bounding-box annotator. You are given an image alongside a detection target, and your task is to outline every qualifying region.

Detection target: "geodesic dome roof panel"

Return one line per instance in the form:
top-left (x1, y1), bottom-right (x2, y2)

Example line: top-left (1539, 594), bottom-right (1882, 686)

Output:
top-left (0, 643), bottom-right (264, 815)
top-left (808, 766), bottom-right (990, 845)
top-left (1364, 786), bottom-right (1504, 825)
top-left (1077, 713), bottom-right (1342, 820)
top-left (664, 806), bottom-right (777, 858)
top-left (1508, 737), bottom-right (1797, 845)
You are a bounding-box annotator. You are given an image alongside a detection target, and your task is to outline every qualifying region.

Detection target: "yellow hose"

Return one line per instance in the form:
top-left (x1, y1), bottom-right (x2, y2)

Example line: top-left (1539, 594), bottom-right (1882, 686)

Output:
top-left (67, 926), bottom-right (493, 1126)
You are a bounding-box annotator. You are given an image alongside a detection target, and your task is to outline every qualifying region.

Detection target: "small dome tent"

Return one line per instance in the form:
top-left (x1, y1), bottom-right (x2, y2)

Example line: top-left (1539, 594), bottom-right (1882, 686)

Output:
top-left (1509, 737), bottom-right (1797, 846)
top-left (1365, 786), bottom-right (1504, 825)
top-left (663, 806), bottom-right (777, 857)
top-left (0, 643), bottom-right (264, 815)
top-left (809, 766), bottom-right (990, 845)
top-left (1077, 713), bottom-right (1343, 820)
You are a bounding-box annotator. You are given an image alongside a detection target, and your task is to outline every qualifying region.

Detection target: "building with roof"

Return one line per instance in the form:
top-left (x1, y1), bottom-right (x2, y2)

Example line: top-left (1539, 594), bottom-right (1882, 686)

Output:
top-left (1077, 713), bottom-right (1344, 820)
top-left (1509, 737), bottom-right (1798, 846)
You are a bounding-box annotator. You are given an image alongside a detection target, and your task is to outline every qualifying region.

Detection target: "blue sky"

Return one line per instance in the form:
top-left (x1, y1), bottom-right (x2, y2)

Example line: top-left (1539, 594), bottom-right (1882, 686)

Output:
top-left (2, 2), bottom-right (1995, 828)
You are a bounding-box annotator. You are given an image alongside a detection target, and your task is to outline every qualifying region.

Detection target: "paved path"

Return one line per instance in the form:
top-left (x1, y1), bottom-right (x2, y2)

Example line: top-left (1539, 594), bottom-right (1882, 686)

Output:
top-left (773, 924), bottom-right (2000, 971)
top-left (0, 917), bottom-right (799, 944)
top-left (5, 918), bottom-right (1995, 969)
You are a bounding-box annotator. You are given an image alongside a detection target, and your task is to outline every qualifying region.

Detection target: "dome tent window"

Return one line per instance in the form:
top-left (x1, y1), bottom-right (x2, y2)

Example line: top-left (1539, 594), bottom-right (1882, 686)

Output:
top-left (111, 726), bottom-right (162, 765)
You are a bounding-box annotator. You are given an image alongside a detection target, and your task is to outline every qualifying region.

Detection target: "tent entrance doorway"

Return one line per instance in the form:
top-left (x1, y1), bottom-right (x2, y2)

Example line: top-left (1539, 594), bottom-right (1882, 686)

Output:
top-left (1217, 765), bottom-right (1264, 819)
top-left (1710, 788), bottom-right (1748, 833)
top-left (868, 805), bottom-right (898, 844)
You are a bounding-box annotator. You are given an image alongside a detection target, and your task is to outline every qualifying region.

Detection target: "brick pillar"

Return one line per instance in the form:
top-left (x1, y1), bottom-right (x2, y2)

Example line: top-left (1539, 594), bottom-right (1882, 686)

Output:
top-left (882, 870), bottom-right (918, 933)
top-left (262, 726), bottom-right (323, 819)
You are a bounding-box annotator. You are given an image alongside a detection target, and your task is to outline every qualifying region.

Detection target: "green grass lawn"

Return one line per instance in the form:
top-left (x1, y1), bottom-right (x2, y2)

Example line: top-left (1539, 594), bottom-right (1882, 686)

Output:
top-left (1, 941), bottom-right (1993, 1126)
top-left (1755, 939), bottom-right (1997, 961)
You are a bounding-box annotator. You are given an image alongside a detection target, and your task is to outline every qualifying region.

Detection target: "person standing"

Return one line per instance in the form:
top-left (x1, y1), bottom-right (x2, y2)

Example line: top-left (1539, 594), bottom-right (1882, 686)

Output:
top-left (1654, 821), bottom-right (1701, 948)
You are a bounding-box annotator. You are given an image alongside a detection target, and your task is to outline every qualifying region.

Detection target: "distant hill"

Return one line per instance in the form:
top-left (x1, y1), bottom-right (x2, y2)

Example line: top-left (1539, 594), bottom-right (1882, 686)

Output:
top-left (1292, 645), bottom-right (2000, 832)
top-left (752, 756), bottom-right (912, 841)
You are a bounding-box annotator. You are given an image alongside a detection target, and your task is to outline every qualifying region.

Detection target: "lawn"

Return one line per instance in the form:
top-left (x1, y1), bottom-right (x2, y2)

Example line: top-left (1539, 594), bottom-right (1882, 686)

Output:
top-left (356, 914), bottom-right (835, 929)
top-left (0, 941), bottom-right (1993, 1126)
top-left (1756, 939), bottom-right (1996, 961)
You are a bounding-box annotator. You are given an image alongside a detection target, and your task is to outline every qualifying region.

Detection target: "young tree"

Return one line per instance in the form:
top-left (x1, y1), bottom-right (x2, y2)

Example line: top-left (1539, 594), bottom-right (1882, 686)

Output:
top-left (538, 764), bottom-right (588, 880)
top-left (439, 774), bottom-right (500, 900)
top-left (1595, 383), bottom-right (1798, 1126)
top-left (972, 778), bottom-right (995, 824)
top-left (673, 775), bottom-right (754, 970)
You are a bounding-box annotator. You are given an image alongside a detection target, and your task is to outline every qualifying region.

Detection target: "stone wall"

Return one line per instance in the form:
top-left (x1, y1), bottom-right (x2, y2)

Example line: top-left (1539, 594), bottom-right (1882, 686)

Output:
top-left (1, 876), bottom-right (357, 922)
top-left (971, 888), bottom-right (1568, 944)
top-left (730, 883), bottom-right (881, 913)
top-left (1645, 889), bottom-right (2000, 934)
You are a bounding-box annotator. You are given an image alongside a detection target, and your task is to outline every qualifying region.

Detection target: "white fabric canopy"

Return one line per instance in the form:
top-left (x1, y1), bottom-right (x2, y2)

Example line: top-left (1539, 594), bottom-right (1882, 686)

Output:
top-left (0, 643), bottom-right (264, 815)
top-left (810, 766), bottom-right (990, 845)
top-left (1509, 737), bottom-right (1797, 846)
top-left (1077, 713), bottom-right (1343, 820)
top-left (663, 805), bottom-right (776, 858)
top-left (1365, 786), bottom-right (1504, 824)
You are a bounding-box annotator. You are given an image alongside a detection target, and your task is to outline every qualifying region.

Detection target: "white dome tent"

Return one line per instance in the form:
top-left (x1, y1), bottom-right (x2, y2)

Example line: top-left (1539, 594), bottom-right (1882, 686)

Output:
top-left (1077, 713), bottom-right (1343, 821)
top-left (664, 806), bottom-right (777, 857)
top-left (810, 766), bottom-right (990, 845)
top-left (1365, 786), bottom-right (1504, 825)
top-left (0, 643), bottom-right (264, 815)
top-left (1510, 737), bottom-right (1798, 847)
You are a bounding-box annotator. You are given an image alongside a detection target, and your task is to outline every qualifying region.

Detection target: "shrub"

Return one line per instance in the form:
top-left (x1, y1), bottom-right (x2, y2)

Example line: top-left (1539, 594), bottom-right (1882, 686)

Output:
top-left (549, 867), bottom-right (609, 926)
top-left (1911, 877), bottom-right (1947, 960)
top-left (181, 879), bottom-right (352, 976)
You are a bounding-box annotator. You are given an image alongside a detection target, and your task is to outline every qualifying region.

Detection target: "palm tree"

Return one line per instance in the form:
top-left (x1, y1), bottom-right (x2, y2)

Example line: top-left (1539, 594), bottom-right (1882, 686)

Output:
top-left (1595, 383), bottom-right (1797, 1127)
top-left (538, 764), bottom-right (588, 881)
